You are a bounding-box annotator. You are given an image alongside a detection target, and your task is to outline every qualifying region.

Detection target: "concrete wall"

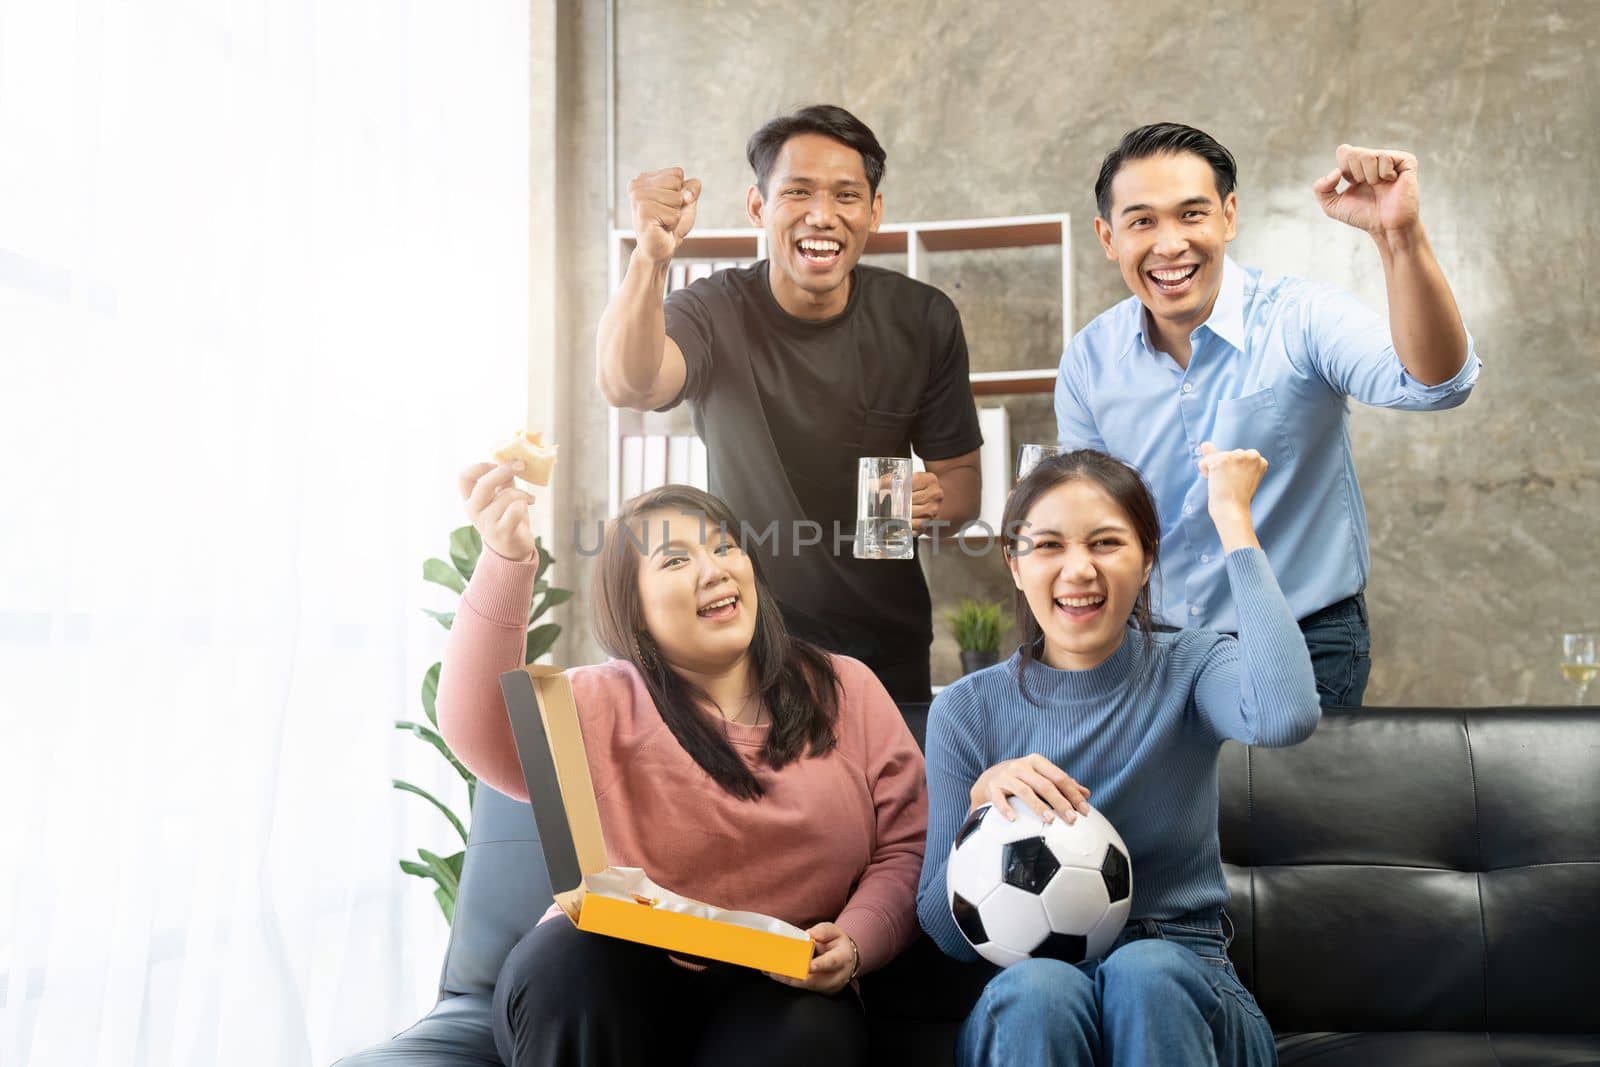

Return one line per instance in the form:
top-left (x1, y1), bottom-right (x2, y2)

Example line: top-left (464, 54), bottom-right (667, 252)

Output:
top-left (543, 0), bottom-right (1600, 705)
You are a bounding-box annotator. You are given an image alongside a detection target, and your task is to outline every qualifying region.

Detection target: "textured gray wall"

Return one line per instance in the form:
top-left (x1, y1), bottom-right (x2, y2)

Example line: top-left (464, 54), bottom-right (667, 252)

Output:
top-left (548, 0), bottom-right (1599, 706)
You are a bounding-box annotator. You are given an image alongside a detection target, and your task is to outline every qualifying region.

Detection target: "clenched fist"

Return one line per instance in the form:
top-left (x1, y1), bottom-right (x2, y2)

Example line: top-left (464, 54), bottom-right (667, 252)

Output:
top-left (1313, 144), bottom-right (1421, 236)
top-left (629, 167), bottom-right (702, 264)
top-left (1196, 443), bottom-right (1267, 551)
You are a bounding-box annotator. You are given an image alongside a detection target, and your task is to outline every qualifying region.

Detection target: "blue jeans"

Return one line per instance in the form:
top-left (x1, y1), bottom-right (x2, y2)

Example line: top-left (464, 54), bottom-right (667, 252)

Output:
top-left (956, 911), bottom-right (1276, 1067)
top-left (1161, 594), bottom-right (1372, 707)
top-left (1298, 593), bottom-right (1371, 707)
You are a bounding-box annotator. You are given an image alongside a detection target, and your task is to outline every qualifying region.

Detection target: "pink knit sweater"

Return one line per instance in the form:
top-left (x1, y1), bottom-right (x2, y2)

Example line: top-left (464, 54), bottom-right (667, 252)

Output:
top-left (436, 548), bottom-right (928, 975)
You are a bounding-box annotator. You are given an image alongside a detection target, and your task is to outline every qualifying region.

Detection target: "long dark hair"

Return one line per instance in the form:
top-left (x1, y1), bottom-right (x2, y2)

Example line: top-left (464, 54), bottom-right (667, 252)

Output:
top-left (589, 484), bottom-right (840, 800)
top-left (1001, 450), bottom-right (1162, 704)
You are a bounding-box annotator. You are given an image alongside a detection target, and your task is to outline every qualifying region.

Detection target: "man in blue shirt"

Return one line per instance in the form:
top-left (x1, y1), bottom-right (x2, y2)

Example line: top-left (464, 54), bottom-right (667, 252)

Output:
top-left (1054, 123), bottom-right (1480, 705)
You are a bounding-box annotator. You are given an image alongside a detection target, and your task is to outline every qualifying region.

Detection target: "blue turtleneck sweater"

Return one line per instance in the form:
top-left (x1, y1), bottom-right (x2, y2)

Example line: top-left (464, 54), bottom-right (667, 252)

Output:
top-left (917, 547), bottom-right (1320, 962)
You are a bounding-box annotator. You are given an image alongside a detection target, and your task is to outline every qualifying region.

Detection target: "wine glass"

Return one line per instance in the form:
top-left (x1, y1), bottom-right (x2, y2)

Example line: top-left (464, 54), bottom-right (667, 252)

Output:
top-left (1017, 444), bottom-right (1062, 482)
top-left (1560, 632), bottom-right (1598, 704)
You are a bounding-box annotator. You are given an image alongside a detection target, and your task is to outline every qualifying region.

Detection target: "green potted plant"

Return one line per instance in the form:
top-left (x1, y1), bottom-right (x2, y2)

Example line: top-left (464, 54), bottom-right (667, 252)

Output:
top-left (948, 597), bottom-right (1007, 675)
top-left (395, 524), bottom-right (571, 924)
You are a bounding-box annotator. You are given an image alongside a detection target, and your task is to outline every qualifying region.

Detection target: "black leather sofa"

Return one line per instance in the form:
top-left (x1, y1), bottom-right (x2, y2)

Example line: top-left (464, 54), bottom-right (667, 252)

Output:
top-left (336, 706), bottom-right (1600, 1066)
top-left (1215, 707), bottom-right (1600, 1065)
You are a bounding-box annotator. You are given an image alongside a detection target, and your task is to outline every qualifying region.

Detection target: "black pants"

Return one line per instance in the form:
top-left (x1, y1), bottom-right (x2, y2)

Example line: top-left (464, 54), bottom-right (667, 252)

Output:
top-left (867, 652), bottom-right (933, 704)
top-left (493, 919), bottom-right (868, 1067)
top-left (779, 606), bottom-right (932, 703)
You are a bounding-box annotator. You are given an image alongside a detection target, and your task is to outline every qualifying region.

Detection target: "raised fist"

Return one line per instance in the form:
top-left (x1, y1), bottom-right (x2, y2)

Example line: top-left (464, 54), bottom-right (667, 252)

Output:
top-left (1196, 442), bottom-right (1267, 522)
top-left (629, 167), bottom-right (702, 263)
top-left (1312, 144), bottom-right (1420, 236)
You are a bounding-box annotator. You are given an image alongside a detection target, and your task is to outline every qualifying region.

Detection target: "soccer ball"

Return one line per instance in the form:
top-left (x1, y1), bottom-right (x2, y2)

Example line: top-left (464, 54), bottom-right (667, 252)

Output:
top-left (946, 802), bottom-right (1132, 967)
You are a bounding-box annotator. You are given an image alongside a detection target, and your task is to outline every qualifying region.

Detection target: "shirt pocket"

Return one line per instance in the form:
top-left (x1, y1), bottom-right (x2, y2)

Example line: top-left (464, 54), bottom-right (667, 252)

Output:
top-left (1209, 387), bottom-right (1297, 464)
top-left (857, 407), bottom-right (917, 457)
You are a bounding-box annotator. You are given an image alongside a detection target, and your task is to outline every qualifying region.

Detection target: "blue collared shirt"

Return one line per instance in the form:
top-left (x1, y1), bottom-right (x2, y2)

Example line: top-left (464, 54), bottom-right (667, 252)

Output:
top-left (1055, 257), bottom-right (1481, 631)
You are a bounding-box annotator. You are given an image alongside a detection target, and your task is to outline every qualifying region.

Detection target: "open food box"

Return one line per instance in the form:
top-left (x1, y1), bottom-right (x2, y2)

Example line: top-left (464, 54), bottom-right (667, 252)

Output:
top-left (499, 665), bottom-right (814, 979)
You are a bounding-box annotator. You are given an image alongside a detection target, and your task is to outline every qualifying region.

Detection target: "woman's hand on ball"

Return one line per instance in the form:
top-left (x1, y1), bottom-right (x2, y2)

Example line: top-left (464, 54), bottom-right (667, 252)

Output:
top-left (764, 922), bottom-right (857, 995)
top-left (970, 754), bottom-right (1091, 824)
top-left (458, 460), bottom-right (539, 565)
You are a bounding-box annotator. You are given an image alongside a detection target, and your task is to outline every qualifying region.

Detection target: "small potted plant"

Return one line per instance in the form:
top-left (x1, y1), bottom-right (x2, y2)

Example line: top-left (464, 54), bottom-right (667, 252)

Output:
top-left (948, 598), bottom-right (1006, 675)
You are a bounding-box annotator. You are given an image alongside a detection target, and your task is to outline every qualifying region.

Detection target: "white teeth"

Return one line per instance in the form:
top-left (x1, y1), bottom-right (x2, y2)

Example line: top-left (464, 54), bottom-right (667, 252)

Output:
top-left (799, 238), bottom-right (841, 253)
top-left (699, 596), bottom-right (737, 614)
top-left (1055, 596), bottom-right (1105, 608)
top-left (1150, 266), bottom-right (1195, 283)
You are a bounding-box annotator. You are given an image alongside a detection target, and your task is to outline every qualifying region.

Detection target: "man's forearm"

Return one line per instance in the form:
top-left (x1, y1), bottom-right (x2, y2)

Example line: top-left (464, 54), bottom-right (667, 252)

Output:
top-left (1373, 223), bottom-right (1469, 387)
top-left (596, 251), bottom-right (672, 408)
top-left (934, 465), bottom-right (982, 532)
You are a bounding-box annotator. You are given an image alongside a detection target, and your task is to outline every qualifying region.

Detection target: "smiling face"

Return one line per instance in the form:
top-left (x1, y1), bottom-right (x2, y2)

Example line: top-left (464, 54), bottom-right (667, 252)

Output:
top-left (747, 132), bottom-right (882, 320)
top-left (1007, 479), bottom-right (1153, 672)
top-left (634, 508), bottom-right (759, 675)
top-left (1093, 151), bottom-right (1238, 352)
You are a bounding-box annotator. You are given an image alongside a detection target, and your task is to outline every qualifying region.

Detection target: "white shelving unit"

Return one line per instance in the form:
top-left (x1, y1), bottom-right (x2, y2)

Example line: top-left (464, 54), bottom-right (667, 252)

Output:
top-left (605, 213), bottom-right (1071, 512)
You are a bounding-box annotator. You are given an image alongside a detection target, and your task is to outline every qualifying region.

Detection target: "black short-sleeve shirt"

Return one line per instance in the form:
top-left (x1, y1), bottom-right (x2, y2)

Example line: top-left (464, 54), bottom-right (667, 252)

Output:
top-left (662, 261), bottom-right (983, 679)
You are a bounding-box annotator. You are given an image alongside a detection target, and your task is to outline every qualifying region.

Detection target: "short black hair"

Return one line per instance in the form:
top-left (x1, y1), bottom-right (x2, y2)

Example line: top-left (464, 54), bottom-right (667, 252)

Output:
top-left (746, 105), bottom-right (886, 197)
top-left (1094, 123), bottom-right (1237, 220)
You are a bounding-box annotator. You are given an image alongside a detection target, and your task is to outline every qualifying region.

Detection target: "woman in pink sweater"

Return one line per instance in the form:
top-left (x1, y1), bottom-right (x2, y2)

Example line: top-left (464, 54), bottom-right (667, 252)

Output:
top-left (439, 460), bottom-right (928, 1067)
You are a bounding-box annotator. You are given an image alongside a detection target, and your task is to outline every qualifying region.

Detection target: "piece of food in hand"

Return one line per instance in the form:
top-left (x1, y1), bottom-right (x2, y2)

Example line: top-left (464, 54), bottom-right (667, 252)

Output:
top-left (492, 430), bottom-right (558, 486)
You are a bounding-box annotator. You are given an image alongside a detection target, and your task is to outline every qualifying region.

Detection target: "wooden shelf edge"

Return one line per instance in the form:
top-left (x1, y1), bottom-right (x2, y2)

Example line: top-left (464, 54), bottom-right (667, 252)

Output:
top-left (970, 369), bottom-right (1056, 396)
top-left (611, 213), bottom-right (1068, 257)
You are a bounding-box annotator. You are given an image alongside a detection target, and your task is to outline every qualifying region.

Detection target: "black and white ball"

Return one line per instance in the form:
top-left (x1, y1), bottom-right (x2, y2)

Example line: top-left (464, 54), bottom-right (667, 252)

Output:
top-left (946, 801), bottom-right (1133, 967)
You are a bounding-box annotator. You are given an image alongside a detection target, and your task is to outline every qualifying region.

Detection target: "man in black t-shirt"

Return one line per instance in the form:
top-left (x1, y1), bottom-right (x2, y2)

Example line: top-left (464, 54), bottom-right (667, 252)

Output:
top-left (596, 105), bottom-right (983, 702)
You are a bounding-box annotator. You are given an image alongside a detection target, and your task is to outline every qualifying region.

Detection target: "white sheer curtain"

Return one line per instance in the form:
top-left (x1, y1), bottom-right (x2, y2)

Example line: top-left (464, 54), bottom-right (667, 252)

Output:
top-left (0, 2), bottom-right (530, 1064)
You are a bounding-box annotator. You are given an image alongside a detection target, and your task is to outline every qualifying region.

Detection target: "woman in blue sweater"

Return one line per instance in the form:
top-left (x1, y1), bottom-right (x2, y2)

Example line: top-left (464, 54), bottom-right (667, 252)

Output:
top-left (918, 446), bottom-right (1320, 1066)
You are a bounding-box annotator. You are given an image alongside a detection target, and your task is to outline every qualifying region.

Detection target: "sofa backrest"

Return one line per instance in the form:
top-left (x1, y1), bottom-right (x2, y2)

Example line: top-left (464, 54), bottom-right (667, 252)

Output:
top-left (439, 704), bottom-right (1600, 1036)
top-left (1217, 707), bottom-right (1600, 1034)
top-left (439, 784), bottom-right (548, 998)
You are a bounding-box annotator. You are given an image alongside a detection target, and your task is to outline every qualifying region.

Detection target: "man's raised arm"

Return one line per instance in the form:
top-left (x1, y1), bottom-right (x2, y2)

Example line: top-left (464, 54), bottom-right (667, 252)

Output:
top-left (596, 167), bottom-right (700, 411)
top-left (1312, 144), bottom-right (1469, 387)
